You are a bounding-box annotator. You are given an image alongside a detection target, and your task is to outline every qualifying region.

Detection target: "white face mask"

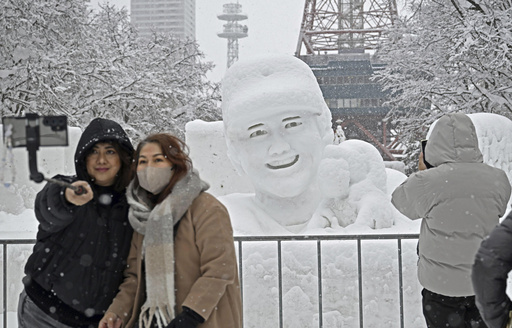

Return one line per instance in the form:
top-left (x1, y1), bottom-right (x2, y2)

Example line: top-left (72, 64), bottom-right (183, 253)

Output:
top-left (137, 166), bottom-right (174, 194)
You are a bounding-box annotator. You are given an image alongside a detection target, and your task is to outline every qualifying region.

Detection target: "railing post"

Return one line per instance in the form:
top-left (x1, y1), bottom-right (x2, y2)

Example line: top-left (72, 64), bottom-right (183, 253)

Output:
top-left (398, 238), bottom-right (405, 328)
top-left (317, 240), bottom-right (323, 328)
top-left (277, 240), bottom-right (283, 328)
top-left (3, 243), bottom-right (6, 328)
top-left (238, 240), bottom-right (244, 328)
top-left (357, 239), bottom-right (364, 328)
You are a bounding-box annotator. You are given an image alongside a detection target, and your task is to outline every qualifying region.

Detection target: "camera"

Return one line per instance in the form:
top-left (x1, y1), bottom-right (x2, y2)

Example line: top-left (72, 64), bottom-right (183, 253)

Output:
top-left (2, 114), bottom-right (68, 147)
top-left (42, 116), bottom-right (67, 132)
top-left (420, 139), bottom-right (434, 169)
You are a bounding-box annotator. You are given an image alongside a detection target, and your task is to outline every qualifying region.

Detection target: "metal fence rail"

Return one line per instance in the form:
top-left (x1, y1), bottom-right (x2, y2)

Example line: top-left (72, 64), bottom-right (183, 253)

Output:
top-left (0, 234), bottom-right (420, 328)
top-left (234, 234), bottom-right (420, 328)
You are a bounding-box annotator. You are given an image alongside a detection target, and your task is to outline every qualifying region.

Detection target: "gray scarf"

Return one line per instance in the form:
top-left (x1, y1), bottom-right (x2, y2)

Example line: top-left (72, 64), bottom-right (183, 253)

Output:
top-left (126, 169), bottom-right (209, 328)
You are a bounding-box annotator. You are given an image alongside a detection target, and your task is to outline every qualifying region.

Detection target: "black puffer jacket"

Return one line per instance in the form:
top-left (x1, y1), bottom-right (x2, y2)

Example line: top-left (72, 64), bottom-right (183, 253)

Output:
top-left (23, 118), bottom-right (134, 327)
top-left (472, 210), bottom-right (512, 328)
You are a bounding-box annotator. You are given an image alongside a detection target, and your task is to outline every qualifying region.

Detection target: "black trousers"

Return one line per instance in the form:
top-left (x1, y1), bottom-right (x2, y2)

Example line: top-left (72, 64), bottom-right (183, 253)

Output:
top-left (422, 288), bottom-right (488, 328)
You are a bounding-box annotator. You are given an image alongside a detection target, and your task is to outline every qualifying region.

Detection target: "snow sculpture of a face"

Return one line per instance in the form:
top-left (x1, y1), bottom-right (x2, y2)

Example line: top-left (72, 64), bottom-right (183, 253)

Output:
top-left (221, 55), bottom-right (333, 198)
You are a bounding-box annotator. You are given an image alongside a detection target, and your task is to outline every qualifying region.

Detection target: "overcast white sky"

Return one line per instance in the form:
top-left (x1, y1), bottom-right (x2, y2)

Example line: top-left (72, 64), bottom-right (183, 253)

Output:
top-left (89, 0), bottom-right (304, 82)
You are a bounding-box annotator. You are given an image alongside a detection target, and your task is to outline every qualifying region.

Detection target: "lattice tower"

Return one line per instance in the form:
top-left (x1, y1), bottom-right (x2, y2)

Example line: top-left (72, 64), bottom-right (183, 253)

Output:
top-left (296, 0), bottom-right (398, 55)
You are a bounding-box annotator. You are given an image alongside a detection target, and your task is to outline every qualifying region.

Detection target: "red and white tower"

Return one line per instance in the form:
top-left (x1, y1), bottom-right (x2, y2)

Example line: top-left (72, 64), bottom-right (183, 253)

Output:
top-left (296, 0), bottom-right (402, 160)
top-left (296, 0), bottom-right (398, 55)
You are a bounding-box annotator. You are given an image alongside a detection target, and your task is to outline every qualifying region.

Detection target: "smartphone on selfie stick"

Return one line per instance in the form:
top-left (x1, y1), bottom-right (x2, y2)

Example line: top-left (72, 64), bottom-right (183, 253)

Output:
top-left (2, 113), bottom-right (86, 195)
top-left (420, 139), bottom-right (434, 169)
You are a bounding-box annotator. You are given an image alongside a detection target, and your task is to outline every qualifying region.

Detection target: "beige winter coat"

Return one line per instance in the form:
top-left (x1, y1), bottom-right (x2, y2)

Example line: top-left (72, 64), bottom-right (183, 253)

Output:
top-left (392, 113), bottom-right (511, 297)
top-left (106, 192), bottom-right (242, 328)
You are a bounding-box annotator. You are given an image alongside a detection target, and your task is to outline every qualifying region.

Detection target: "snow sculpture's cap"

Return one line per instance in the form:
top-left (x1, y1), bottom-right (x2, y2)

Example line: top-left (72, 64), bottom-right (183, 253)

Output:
top-left (221, 54), bottom-right (332, 131)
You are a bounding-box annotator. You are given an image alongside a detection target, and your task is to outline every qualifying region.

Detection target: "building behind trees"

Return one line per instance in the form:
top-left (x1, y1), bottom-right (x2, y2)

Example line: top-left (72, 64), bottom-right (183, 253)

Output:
top-left (131, 0), bottom-right (195, 39)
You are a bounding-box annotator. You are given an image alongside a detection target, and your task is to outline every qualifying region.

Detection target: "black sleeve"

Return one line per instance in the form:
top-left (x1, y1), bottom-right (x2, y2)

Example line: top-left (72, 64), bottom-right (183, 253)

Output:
top-left (182, 306), bottom-right (205, 324)
top-left (472, 211), bottom-right (512, 328)
top-left (34, 176), bottom-right (77, 233)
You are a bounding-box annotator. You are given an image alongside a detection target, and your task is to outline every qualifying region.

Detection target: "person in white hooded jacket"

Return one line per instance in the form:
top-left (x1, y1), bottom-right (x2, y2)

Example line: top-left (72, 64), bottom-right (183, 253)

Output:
top-left (391, 113), bottom-right (511, 328)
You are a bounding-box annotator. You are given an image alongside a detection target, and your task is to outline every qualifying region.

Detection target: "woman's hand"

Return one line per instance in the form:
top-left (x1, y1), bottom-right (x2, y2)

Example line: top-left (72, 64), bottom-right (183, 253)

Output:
top-left (65, 181), bottom-right (93, 206)
top-left (98, 312), bottom-right (122, 328)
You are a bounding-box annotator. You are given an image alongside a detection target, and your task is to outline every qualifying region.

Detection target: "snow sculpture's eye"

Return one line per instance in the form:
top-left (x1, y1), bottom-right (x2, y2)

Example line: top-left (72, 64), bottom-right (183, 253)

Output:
top-left (285, 121), bottom-right (302, 129)
top-left (249, 130), bottom-right (267, 138)
top-left (282, 116), bottom-right (303, 129)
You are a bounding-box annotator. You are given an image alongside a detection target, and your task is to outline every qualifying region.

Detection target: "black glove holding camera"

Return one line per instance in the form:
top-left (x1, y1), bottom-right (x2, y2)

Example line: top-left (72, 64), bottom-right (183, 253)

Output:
top-left (166, 307), bottom-right (205, 328)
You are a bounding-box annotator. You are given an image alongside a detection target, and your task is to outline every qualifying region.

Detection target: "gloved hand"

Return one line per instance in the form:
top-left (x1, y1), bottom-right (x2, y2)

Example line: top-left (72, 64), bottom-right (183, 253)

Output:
top-left (166, 307), bottom-right (205, 328)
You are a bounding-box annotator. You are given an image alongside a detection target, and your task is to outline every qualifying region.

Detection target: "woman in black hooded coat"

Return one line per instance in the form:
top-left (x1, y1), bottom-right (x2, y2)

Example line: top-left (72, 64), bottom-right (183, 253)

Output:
top-left (17, 118), bottom-right (135, 328)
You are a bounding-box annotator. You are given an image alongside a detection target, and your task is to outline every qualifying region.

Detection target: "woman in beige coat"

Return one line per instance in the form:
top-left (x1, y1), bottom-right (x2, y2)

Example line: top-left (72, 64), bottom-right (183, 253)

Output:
top-left (99, 133), bottom-right (242, 328)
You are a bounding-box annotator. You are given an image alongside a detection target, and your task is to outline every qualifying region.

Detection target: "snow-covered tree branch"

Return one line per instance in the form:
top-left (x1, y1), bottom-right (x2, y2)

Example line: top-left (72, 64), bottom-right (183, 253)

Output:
top-left (0, 0), bottom-right (220, 142)
top-left (376, 0), bottom-right (512, 170)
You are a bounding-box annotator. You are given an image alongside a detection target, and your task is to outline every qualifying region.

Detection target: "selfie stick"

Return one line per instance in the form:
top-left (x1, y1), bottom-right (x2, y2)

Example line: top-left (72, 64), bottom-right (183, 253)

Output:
top-left (24, 113), bottom-right (86, 195)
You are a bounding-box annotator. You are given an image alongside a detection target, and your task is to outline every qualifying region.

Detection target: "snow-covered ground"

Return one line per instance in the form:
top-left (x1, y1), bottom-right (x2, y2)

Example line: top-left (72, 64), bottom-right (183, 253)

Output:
top-left (0, 112), bottom-right (511, 327)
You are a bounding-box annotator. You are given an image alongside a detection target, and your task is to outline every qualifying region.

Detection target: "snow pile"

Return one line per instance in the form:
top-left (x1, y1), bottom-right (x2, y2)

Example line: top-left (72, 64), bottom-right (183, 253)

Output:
top-left (469, 113), bottom-right (512, 191)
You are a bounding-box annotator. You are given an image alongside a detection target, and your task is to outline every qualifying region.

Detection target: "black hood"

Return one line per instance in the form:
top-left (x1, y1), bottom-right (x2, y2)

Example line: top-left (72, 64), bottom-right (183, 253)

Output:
top-left (74, 118), bottom-right (134, 181)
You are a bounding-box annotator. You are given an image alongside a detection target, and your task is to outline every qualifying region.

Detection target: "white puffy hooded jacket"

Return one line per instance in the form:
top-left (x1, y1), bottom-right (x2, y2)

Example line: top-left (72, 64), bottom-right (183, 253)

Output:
top-left (392, 113), bottom-right (511, 296)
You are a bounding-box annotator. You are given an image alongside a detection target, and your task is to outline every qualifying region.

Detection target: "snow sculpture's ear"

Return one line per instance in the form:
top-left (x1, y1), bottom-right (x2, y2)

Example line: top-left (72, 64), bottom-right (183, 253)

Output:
top-left (313, 109), bottom-right (334, 148)
top-left (322, 128), bottom-right (335, 147)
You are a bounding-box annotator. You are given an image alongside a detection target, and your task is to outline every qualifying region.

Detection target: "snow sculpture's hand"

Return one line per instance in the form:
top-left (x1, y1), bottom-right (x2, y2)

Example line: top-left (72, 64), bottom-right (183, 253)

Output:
top-left (354, 188), bottom-right (394, 229)
top-left (98, 312), bottom-right (122, 328)
top-left (309, 204), bottom-right (336, 229)
top-left (312, 152), bottom-right (356, 228)
top-left (310, 198), bottom-right (357, 229)
top-left (318, 157), bottom-right (350, 200)
top-left (166, 307), bottom-right (204, 328)
top-left (65, 180), bottom-right (93, 206)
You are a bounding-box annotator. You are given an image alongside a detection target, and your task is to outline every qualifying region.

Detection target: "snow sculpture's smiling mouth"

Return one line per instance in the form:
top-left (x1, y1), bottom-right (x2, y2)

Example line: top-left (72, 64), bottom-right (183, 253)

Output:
top-left (266, 155), bottom-right (299, 169)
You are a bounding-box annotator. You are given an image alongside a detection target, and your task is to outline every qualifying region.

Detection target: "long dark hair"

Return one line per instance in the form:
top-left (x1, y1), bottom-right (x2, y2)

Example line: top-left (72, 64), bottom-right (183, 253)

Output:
top-left (133, 133), bottom-right (192, 204)
top-left (110, 141), bottom-right (134, 192)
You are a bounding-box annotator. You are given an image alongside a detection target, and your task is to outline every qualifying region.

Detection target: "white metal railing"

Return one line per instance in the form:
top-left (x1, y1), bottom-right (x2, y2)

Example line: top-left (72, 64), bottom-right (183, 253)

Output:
top-left (1, 234), bottom-right (422, 328)
top-left (234, 234), bottom-right (422, 328)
